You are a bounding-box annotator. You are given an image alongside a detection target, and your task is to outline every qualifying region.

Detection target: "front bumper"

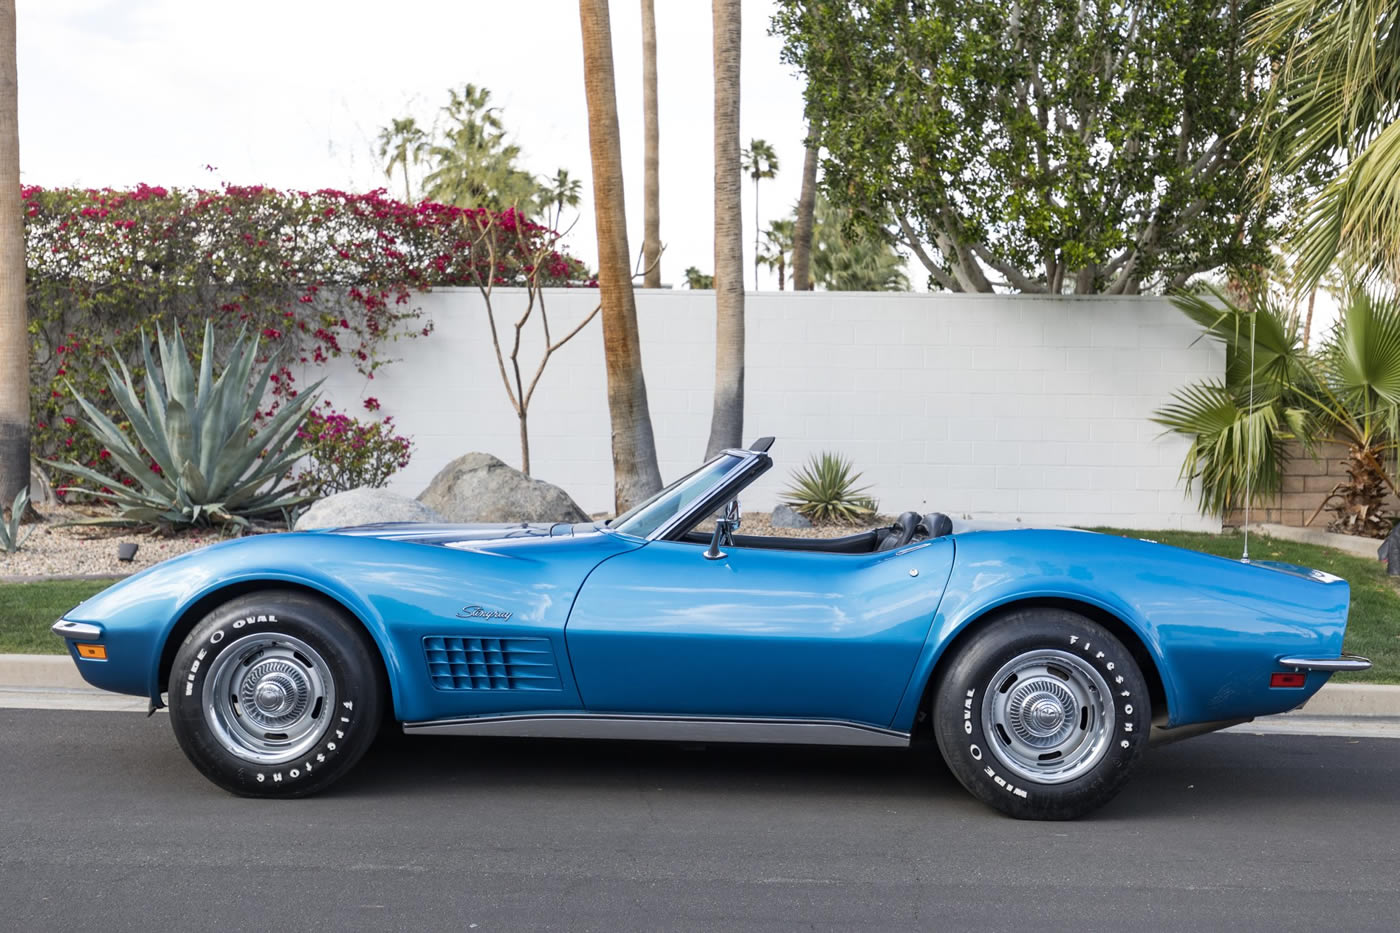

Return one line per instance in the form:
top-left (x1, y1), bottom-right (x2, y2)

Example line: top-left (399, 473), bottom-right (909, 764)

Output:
top-left (1278, 654), bottom-right (1373, 672)
top-left (52, 620), bottom-right (102, 641)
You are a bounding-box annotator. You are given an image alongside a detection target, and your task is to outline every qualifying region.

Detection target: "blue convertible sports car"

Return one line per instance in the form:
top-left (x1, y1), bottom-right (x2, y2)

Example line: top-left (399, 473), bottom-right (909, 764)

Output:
top-left (53, 438), bottom-right (1371, 819)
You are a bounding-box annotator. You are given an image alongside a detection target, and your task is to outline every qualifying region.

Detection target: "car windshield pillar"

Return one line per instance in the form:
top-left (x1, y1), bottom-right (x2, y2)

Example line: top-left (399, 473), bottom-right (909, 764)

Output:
top-left (611, 452), bottom-right (759, 540)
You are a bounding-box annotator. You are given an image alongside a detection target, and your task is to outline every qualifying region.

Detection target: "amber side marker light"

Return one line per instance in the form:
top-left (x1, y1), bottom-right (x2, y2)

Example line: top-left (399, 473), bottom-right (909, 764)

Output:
top-left (76, 643), bottom-right (107, 660)
top-left (1270, 672), bottom-right (1306, 688)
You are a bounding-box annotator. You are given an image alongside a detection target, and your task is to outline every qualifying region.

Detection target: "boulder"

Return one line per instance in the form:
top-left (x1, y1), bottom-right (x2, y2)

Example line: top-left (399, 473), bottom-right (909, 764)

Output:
top-left (417, 452), bottom-right (589, 524)
top-left (295, 487), bottom-right (445, 531)
top-left (770, 503), bottom-right (813, 529)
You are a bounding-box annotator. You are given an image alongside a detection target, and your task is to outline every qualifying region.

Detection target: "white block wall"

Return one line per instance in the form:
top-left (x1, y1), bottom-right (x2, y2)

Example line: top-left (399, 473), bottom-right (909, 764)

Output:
top-left (312, 289), bottom-right (1223, 531)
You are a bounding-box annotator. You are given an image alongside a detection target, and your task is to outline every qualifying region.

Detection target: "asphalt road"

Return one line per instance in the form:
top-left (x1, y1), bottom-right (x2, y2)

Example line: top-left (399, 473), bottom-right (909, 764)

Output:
top-left (3, 710), bottom-right (1398, 932)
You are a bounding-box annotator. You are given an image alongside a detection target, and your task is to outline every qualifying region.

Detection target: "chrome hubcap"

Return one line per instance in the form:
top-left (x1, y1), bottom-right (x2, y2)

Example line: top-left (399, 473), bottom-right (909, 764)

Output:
top-left (981, 648), bottom-right (1113, 785)
top-left (203, 634), bottom-right (335, 765)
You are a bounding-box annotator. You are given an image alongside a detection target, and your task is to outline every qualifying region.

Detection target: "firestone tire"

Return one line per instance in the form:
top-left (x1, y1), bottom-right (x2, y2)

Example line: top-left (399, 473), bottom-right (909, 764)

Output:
top-left (933, 608), bottom-right (1150, 820)
top-left (168, 590), bottom-right (385, 798)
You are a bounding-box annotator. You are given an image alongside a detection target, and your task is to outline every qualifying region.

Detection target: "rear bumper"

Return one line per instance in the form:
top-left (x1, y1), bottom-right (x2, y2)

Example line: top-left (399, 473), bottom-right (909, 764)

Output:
top-left (1278, 654), bottom-right (1373, 672)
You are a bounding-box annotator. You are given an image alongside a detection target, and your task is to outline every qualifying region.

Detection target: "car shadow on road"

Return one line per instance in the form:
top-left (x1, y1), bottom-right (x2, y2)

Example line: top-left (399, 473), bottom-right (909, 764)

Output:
top-left (332, 727), bottom-right (1400, 822)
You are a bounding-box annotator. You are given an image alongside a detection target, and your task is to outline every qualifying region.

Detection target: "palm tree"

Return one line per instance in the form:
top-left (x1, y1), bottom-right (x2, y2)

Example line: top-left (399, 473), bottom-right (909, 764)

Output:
top-left (791, 129), bottom-right (819, 291)
top-left (377, 116), bottom-right (427, 204)
top-left (422, 84), bottom-right (538, 212)
top-left (707, 0), bottom-right (745, 458)
top-left (810, 196), bottom-right (910, 292)
top-left (537, 168), bottom-right (582, 232)
top-left (579, 0), bottom-right (663, 512)
top-left (1249, 0), bottom-right (1400, 287)
top-left (759, 219), bottom-right (795, 290)
top-left (741, 138), bottom-right (778, 291)
top-left (0, 0), bottom-right (26, 508)
top-left (1155, 284), bottom-right (1400, 536)
top-left (640, 0), bottom-right (662, 288)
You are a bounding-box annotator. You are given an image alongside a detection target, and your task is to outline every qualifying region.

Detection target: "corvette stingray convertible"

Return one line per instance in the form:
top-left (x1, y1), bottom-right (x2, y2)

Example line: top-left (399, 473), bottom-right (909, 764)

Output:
top-left (53, 438), bottom-right (1370, 820)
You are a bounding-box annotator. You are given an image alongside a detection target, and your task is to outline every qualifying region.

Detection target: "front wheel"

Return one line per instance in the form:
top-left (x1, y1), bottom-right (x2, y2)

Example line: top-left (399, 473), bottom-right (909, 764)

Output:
top-left (168, 590), bottom-right (385, 797)
top-left (933, 608), bottom-right (1150, 820)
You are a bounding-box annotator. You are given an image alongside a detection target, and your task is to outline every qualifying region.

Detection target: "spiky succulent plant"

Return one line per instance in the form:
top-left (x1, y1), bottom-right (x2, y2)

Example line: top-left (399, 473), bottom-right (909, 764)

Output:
top-left (781, 451), bottom-right (877, 524)
top-left (47, 320), bottom-right (321, 527)
top-left (0, 487), bottom-right (34, 554)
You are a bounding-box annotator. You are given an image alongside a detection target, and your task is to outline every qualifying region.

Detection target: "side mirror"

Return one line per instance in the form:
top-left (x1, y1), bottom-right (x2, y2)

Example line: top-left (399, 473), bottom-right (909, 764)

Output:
top-left (704, 499), bottom-right (741, 561)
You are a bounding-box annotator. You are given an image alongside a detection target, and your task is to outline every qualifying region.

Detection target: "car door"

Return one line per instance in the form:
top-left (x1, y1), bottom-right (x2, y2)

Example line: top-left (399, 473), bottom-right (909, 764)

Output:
top-left (563, 535), bottom-right (955, 727)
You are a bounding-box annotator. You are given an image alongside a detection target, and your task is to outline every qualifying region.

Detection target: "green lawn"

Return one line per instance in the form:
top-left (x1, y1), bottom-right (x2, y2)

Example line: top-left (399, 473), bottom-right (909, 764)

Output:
top-left (0, 579), bottom-right (120, 655)
top-left (1093, 528), bottom-right (1398, 684)
top-left (2, 530), bottom-right (1396, 682)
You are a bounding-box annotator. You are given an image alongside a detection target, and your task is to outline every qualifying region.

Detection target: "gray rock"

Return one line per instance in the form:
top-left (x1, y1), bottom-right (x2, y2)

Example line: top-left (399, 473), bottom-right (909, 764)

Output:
top-left (295, 487), bottom-right (445, 530)
top-left (771, 503), bottom-right (812, 529)
top-left (417, 452), bottom-right (589, 524)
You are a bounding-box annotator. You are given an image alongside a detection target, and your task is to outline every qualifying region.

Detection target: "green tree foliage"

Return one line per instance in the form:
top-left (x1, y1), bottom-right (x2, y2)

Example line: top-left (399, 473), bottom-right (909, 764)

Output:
top-left (420, 84), bottom-right (542, 212)
top-left (741, 139), bottom-right (779, 290)
top-left (1249, 0), bottom-right (1400, 288)
top-left (772, 0), bottom-right (1316, 294)
top-left (810, 196), bottom-right (909, 292)
top-left (759, 218), bottom-right (795, 290)
top-left (1156, 286), bottom-right (1400, 535)
top-left (377, 116), bottom-right (427, 204)
top-left (684, 266), bottom-right (714, 289)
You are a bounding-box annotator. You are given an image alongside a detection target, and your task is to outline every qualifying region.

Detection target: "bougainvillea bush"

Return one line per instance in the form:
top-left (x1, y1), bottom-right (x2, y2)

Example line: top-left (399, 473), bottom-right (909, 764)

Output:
top-left (294, 398), bottom-right (414, 500)
top-left (25, 184), bottom-right (589, 494)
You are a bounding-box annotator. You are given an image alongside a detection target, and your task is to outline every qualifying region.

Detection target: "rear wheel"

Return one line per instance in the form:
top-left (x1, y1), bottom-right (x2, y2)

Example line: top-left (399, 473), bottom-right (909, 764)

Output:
top-left (168, 590), bottom-right (385, 797)
top-left (933, 608), bottom-right (1150, 820)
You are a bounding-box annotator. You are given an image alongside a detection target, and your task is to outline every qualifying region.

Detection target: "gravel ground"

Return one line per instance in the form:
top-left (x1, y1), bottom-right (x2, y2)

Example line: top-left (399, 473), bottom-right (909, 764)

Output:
top-left (0, 504), bottom-right (223, 580)
top-left (693, 511), bottom-right (894, 539)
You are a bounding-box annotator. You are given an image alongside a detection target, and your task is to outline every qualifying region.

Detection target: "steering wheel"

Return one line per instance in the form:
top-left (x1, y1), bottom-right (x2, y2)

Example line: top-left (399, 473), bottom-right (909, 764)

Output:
top-left (886, 510), bottom-right (922, 550)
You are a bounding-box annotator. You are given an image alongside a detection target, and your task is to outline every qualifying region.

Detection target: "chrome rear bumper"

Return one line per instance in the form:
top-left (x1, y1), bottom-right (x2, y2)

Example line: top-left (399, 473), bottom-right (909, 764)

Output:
top-left (1278, 654), bottom-right (1372, 672)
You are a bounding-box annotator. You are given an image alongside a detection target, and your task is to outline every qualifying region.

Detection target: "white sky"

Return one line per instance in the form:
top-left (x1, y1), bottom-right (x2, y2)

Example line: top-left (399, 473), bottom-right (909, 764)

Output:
top-left (16, 0), bottom-right (815, 291)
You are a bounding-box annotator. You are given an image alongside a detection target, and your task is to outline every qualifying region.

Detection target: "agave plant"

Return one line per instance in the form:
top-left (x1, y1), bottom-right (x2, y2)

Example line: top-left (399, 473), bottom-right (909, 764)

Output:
top-left (46, 320), bottom-right (321, 528)
top-left (781, 452), bottom-right (877, 524)
top-left (1157, 284), bottom-right (1400, 535)
top-left (0, 487), bottom-right (34, 554)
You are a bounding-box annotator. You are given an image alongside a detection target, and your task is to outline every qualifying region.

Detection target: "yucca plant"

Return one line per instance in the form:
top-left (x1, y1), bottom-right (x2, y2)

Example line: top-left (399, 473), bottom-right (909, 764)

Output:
top-left (781, 452), bottom-right (877, 524)
top-left (46, 320), bottom-right (321, 528)
top-left (0, 487), bottom-right (34, 554)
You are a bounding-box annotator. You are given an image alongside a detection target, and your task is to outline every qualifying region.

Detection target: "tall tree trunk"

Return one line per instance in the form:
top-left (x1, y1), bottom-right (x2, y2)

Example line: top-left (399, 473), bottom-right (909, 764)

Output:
top-left (640, 0), bottom-right (661, 288)
top-left (0, 0), bottom-right (26, 506)
top-left (401, 163), bottom-right (412, 204)
top-left (579, 0), bottom-right (663, 511)
top-left (752, 175), bottom-right (760, 291)
top-left (790, 133), bottom-right (818, 291)
top-left (1303, 286), bottom-right (1317, 351)
top-left (706, 0), bottom-right (744, 458)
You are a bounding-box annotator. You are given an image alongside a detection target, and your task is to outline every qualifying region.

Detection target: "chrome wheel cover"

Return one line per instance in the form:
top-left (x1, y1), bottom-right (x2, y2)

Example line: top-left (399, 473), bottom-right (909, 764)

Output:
top-left (980, 648), bottom-right (1114, 785)
top-left (202, 634), bottom-right (335, 765)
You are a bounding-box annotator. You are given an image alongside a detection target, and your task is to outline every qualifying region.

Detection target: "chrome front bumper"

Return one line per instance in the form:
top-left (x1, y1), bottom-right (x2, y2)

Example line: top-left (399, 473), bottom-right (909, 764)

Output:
top-left (52, 620), bottom-right (102, 641)
top-left (1278, 654), bottom-right (1373, 672)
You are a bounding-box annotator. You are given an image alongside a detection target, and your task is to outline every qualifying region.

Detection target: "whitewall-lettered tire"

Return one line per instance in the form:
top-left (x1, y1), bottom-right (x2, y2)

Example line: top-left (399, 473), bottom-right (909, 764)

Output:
top-left (168, 590), bottom-right (385, 797)
top-left (933, 607), bottom-right (1150, 820)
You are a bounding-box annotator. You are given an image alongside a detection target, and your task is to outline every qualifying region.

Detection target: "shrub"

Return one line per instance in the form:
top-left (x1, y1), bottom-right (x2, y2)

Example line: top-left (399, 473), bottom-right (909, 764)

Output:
top-left (46, 320), bottom-right (319, 528)
top-left (781, 452), bottom-right (877, 523)
top-left (24, 184), bottom-right (591, 490)
top-left (295, 399), bottom-right (414, 499)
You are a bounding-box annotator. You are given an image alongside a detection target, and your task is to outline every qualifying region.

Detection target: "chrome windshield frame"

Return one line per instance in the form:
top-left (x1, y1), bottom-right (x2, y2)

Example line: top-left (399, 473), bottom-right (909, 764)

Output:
top-left (603, 448), bottom-right (771, 543)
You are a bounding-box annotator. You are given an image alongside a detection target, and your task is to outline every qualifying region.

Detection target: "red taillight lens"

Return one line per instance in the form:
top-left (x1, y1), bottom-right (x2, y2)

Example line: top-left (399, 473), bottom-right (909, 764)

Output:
top-left (1270, 672), bottom-right (1306, 688)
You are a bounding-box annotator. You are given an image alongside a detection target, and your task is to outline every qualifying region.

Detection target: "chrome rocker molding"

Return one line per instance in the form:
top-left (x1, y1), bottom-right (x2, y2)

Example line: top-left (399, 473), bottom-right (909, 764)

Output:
top-left (402, 711), bottom-right (912, 747)
top-left (1278, 654), bottom-right (1373, 672)
top-left (52, 620), bottom-right (102, 641)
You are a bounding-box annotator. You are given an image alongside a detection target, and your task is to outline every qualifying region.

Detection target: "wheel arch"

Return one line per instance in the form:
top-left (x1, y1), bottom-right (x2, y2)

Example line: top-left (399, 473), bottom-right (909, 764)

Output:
top-left (911, 596), bottom-right (1169, 737)
top-left (155, 578), bottom-right (399, 716)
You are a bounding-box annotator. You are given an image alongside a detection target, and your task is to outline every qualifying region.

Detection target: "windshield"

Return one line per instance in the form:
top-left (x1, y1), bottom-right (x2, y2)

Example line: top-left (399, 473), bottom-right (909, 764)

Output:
top-left (611, 454), bottom-right (744, 538)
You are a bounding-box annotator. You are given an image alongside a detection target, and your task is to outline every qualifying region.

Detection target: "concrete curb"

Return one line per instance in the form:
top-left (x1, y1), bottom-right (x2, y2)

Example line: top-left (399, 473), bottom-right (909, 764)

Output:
top-left (2, 652), bottom-right (1398, 717)
top-left (1247, 523), bottom-right (1384, 561)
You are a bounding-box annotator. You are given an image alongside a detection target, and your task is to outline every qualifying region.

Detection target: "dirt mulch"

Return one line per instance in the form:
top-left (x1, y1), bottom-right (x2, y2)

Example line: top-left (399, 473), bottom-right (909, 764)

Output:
top-left (0, 503), bottom-right (224, 581)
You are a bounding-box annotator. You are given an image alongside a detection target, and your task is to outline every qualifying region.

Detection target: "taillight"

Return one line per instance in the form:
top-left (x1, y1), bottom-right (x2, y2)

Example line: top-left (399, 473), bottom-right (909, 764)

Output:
top-left (1270, 672), bottom-right (1306, 688)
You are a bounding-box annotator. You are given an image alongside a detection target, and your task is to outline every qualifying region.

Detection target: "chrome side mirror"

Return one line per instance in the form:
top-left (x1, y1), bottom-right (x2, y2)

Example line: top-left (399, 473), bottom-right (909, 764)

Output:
top-left (704, 499), bottom-right (740, 561)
